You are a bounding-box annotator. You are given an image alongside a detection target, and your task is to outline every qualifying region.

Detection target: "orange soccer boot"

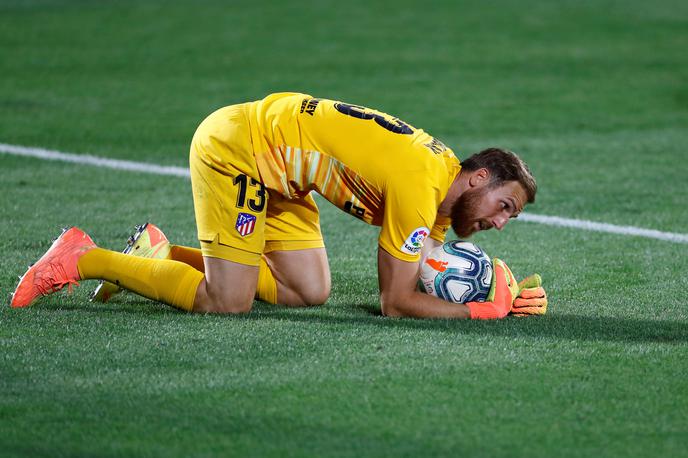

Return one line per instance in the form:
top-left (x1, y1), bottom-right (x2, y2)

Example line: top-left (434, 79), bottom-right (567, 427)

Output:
top-left (10, 227), bottom-right (97, 308)
top-left (90, 223), bottom-right (171, 302)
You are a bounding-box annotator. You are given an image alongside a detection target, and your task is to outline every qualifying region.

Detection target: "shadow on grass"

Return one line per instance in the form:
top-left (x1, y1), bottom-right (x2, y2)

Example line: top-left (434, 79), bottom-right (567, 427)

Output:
top-left (19, 301), bottom-right (688, 345)
top-left (246, 306), bottom-right (688, 345)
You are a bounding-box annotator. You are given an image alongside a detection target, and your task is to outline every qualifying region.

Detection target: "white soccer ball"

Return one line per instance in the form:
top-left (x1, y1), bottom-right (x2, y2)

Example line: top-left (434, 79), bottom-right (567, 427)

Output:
top-left (419, 241), bottom-right (493, 304)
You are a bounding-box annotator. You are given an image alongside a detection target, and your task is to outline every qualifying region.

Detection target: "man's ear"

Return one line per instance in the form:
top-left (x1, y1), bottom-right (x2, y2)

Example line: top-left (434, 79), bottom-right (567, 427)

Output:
top-left (468, 168), bottom-right (490, 188)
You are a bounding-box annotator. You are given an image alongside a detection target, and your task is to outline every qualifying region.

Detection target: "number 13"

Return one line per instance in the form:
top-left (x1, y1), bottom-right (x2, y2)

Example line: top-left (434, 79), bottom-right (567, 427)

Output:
top-left (233, 174), bottom-right (266, 212)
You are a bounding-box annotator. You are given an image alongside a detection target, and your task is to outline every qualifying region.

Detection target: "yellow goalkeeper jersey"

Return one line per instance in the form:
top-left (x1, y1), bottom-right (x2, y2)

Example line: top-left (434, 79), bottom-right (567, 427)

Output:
top-left (246, 92), bottom-right (461, 262)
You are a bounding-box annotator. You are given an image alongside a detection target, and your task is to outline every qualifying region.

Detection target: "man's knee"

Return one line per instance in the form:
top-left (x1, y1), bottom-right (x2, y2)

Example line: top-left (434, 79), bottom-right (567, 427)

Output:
top-left (265, 247), bottom-right (331, 306)
top-left (297, 276), bottom-right (331, 306)
top-left (193, 257), bottom-right (259, 313)
top-left (193, 278), bottom-right (254, 313)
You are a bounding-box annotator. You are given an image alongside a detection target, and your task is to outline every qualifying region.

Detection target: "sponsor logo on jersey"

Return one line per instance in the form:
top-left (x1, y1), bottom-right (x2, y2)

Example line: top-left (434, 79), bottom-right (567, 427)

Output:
top-left (423, 137), bottom-right (448, 155)
top-left (300, 98), bottom-right (320, 116)
top-left (401, 227), bottom-right (430, 255)
top-left (235, 212), bottom-right (257, 236)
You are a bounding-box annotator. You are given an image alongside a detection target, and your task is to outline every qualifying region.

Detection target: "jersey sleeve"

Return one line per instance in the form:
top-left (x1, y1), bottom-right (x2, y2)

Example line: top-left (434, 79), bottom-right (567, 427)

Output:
top-left (429, 214), bottom-right (451, 243)
top-left (378, 174), bottom-right (441, 263)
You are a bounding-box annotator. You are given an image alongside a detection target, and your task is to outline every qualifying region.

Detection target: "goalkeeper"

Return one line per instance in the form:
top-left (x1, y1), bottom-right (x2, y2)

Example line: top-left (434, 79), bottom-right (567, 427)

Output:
top-left (11, 93), bottom-right (546, 319)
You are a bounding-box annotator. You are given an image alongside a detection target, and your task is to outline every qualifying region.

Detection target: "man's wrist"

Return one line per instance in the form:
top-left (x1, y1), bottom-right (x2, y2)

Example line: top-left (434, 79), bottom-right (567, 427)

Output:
top-left (466, 301), bottom-right (508, 320)
top-left (381, 290), bottom-right (471, 319)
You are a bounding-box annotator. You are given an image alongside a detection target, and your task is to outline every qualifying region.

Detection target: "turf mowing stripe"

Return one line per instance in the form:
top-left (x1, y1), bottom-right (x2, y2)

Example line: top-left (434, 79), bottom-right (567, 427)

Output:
top-left (2, 142), bottom-right (688, 244)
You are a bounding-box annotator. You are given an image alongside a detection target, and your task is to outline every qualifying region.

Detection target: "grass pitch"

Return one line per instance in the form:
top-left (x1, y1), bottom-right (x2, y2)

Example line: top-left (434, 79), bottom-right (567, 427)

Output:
top-left (1, 1), bottom-right (687, 457)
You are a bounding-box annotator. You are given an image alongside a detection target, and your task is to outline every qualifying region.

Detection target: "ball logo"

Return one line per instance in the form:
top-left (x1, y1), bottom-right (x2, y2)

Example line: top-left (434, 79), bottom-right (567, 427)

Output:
top-left (425, 258), bottom-right (448, 272)
top-left (401, 226), bottom-right (430, 255)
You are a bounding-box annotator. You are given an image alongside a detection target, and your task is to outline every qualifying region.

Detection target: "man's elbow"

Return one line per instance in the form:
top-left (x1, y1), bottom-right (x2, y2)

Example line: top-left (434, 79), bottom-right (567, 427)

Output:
top-left (379, 292), bottom-right (406, 317)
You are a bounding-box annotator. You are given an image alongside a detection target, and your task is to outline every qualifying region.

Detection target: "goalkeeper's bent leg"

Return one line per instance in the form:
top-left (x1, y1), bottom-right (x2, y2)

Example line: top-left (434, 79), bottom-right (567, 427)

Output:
top-left (114, 240), bottom-right (278, 306)
top-left (167, 245), bottom-right (277, 304)
top-left (169, 245), bottom-right (206, 272)
top-left (78, 248), bottom-right (202, 311)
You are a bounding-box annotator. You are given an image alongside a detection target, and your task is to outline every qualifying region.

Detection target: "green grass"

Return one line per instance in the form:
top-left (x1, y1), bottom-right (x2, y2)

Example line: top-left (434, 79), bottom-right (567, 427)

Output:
top-left (1, 0), bottom-right (687, 457)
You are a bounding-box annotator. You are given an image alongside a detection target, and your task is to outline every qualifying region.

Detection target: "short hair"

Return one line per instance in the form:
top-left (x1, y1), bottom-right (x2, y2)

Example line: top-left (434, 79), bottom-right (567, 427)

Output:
top-left (460, 147), bottom-right (537, 203)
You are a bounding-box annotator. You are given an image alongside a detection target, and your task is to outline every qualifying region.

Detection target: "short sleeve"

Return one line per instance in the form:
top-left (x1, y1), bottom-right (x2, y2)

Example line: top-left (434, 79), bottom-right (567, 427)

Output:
top-left (378, 175), bottom-right (440, 262)
top-left (429, 214), bottom-right (451, 243)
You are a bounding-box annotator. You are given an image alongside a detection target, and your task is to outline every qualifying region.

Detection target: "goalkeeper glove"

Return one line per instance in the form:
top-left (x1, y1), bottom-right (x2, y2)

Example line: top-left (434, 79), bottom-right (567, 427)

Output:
top-left (510, 274), bottom-right (548, 316)
top-left (466, 258), bottom-right (520, 320)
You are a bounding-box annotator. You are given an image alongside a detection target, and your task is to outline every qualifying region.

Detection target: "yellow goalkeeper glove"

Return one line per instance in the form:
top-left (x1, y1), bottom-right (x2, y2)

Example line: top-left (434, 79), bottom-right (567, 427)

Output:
top-left (510, 274), bottom-right (548, 316)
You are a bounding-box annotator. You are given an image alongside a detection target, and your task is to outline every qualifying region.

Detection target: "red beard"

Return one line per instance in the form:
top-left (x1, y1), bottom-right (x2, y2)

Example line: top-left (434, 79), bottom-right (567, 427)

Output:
top-left (450, 186), bottom-right (489, 238)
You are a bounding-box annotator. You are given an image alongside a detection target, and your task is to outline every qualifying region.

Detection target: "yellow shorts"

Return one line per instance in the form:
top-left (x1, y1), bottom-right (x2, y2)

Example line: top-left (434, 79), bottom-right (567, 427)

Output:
top-left (189, 104), bottom-right (324, 266)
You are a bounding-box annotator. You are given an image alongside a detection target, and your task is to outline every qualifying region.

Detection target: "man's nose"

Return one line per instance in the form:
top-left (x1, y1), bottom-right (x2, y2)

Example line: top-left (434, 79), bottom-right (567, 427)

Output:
top-left (493, 214), bottom-right (509, 230)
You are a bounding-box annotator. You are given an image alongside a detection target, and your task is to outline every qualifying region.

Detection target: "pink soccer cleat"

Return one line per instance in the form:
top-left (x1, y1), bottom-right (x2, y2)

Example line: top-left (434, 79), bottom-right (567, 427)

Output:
top-left (10, 227), bottom-right (97, 308)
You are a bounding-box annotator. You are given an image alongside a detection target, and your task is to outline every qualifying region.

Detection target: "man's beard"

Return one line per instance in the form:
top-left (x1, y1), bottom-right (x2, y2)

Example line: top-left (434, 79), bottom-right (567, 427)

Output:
top-left (450, 186), bottom-right (488, 238)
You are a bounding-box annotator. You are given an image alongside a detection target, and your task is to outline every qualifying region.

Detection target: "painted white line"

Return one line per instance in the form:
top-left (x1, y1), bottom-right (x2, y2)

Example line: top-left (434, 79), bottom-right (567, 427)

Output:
top-left (2, 142), bottom-right (687, 244)
top-left (518, 213), bottom-right (688, 244)
top-left (0, 142), bottom-right (189, 178)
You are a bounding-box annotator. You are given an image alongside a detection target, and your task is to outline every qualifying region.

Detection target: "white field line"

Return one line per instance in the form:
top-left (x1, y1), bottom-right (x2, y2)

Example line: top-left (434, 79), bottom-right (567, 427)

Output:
top-left (2, 142), bottom-right (688, 244)
top-left (517, 213), bottom-right (688, 244)
top-left (0, 142), bottom-right (190, 178)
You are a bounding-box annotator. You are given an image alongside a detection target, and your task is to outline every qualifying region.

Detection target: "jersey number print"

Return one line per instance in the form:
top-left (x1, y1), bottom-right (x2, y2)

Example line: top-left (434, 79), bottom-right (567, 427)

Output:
top-left (334, 103), bottom-right (414, 135)
top-left (233, 174), bottom-right (266, 212)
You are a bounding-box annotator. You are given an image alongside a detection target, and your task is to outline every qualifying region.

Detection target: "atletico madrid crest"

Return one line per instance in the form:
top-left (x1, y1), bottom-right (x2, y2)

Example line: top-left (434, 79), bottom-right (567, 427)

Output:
top-left (235, 212), bottom-right (257, 236)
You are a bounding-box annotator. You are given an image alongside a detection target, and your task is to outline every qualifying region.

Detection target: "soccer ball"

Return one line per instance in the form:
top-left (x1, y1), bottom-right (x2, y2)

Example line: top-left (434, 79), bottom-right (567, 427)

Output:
top-left (419, 241), bottom-right (493, 304)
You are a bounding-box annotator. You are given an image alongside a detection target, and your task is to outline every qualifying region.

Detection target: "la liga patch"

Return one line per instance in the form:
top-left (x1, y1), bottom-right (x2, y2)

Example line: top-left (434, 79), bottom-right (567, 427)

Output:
top-left (235, 212), bottom-right (257, 236)
top-left (400, 226), bottom-right (430, 255)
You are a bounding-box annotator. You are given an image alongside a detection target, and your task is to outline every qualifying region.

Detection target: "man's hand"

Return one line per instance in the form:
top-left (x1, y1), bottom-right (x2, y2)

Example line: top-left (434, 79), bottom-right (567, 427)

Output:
top-left (465, 258), bottom-right (520, 320)
top-left (377, 247), bottom-right (545, 320)
top-left (510, 274), bottom-right (548, 316)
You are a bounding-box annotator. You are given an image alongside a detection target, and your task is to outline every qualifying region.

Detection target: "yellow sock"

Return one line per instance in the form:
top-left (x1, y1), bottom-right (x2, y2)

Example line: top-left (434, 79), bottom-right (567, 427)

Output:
top-left (169, 245), bottom-right (205, 272)
top-left (256, 256), bottom-right (278, 304)
top-left (78, 248), bottom-right (203, 311)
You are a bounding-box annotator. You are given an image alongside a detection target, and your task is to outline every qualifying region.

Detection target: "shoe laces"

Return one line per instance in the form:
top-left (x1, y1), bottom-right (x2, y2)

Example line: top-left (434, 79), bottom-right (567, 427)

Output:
top-left (35, 262), bottom-right (80, 296)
